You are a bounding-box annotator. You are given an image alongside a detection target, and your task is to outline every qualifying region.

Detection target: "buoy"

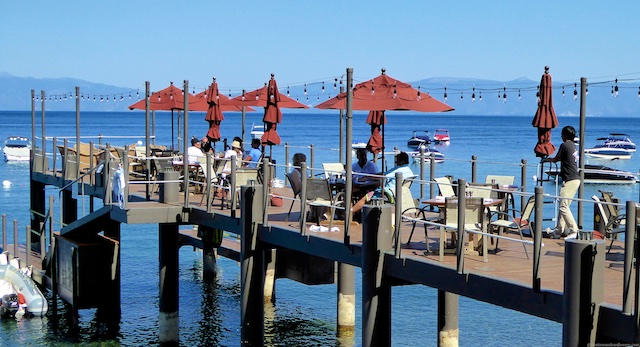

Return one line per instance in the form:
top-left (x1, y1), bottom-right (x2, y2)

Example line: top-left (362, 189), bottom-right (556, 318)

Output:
top-left (2, 180), bottom-right (11, 188)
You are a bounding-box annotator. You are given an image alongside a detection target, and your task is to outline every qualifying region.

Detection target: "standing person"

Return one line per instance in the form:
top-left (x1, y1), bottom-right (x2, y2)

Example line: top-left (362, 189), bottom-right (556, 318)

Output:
top-left (543, 126), bottom-right (580, 239)
top-left (244, 138), bottom-right (263, 168)
top-left (352, 148), bottom-right (379, 184)
top-left (351, 151), bottom-right (413, 214)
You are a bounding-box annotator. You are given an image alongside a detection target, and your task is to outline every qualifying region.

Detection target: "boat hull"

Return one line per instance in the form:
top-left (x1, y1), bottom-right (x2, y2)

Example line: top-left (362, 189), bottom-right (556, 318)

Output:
top-left (546, 165), bottom-right (637, 184)
top-left (0, 263), bottom-right (48, 317)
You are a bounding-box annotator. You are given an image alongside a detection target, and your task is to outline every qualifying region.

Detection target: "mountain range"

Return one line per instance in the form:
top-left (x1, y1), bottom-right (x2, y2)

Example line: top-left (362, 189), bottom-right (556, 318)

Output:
top-left (1, 72), bottom-right (638, 116)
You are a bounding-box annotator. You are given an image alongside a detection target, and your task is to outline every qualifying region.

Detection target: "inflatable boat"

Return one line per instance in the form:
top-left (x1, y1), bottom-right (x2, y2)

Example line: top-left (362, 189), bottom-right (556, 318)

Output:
top-left (0, 257), bottom-right (48, 317)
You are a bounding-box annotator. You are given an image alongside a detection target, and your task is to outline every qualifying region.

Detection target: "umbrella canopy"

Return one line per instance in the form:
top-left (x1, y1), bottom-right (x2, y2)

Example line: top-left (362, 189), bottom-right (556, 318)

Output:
top-left (315, 68), bottom-right (453, 169)
top-left (230, 74), bottom-right (309, 147)
top-left (128, 82), bottom-right (192, 111)
top-left (532, 66), bottom-right (559, 158)
top-left (315, 69), bottom-right (454, 112)
top-left (191, 90), bottom-right (254, 112)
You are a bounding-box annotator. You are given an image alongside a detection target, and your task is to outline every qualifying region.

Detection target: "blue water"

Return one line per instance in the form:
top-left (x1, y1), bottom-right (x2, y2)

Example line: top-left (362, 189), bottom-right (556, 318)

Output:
top-left (1, 110), bottom-right (640, 346)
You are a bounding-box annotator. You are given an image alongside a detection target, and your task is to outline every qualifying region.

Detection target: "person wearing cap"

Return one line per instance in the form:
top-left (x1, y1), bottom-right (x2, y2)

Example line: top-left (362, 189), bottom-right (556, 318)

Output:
top-left (217, 139), bottom-right (244, 198)
top-left (187, 137), bottom-right (204, 163)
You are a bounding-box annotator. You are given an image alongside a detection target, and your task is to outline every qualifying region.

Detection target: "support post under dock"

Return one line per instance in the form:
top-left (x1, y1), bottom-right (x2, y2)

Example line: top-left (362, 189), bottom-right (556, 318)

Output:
top-left (240, 185), bottom-right (265, 346)
top-left (438, 290), bottom-right (459, 347)
top-left (337, 262), bottom-right (356, 335)
top-left (362, 204), bottom-right (393, 347)
top-left (159, 223), bottom-right (179, 345)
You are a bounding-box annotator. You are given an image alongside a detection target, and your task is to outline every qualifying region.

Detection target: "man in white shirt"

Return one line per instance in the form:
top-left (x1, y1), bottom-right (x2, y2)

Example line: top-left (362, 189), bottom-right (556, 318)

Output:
top-left (187, 137), bottom-right (204, 163)
top-left (352, 148), bottom-right (379, 184)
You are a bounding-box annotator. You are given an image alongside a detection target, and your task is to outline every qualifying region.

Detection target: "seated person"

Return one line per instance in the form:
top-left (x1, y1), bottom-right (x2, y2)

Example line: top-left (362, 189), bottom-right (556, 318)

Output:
top-left (244, 139), bottom-right (262, 168)
top-left (217, 140), bottom-right (243, 198)
top-left (288, 152), bottom-right (306, 193)
top-left (352, 148), bottom-right (379, 184)
top-left (186, 137), bottom-right (204, 163)
top-left (351, 151), bottom-right (413, 214)
top-left (201, 136), bottom-right (213, 154)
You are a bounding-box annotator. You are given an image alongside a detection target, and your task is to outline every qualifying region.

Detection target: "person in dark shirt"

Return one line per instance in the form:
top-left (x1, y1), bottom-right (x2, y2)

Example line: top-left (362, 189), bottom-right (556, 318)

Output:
top-left (542, 126), bottom-right (580, 239)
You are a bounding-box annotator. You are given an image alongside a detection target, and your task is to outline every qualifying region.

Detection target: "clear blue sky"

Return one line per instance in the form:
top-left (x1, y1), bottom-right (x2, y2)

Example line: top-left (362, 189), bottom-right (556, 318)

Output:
top-left (2, 1), bottom-right (639, 93)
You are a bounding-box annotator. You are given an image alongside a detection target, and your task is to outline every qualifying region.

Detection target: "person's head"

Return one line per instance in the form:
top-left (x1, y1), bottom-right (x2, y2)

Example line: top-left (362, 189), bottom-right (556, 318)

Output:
top-left (191, 137), bottom-right (200, 147)
top-left (292, 153), bottom-right (306, 167)
top-left (356, 148), bottom-right (369, 164)
top-left (395, 151), bottom-right (409, 166)
top-left (231, 140), bottom-right (242, 153)
top-left (561, 126), bottom-right (576, 142)
top-left (201, 137), bottom-right (209, 144)
top-left (251, 138), bottom-right (260, 148)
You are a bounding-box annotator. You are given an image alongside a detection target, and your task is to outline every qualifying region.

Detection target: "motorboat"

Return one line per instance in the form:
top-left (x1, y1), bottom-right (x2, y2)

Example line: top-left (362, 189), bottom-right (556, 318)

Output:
top-left (409, 146), bottom-right (445, 163)
top-left (433, 128), bottom-right (450, 144)
top-left (249, 123), bottom-right (264, 139)
top-left (546, 164), bottom-right (637, 184)
top-left (602, 133), bottom-right (636, 151)
top-left (584, 135), bottom-right (634, 159)
top-left (407, 130), bottom-right (431, 148)
top-left (0, 257), bottom-right (48, 318)
top-left (2, 136), bottom-right (31, 162)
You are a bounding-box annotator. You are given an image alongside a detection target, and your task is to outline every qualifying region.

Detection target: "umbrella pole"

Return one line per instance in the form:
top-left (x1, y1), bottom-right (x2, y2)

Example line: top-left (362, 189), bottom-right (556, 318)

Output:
top-left (171, 110), bottom-right (175, 151)
top-left (381, 112), bottom-right (386, 172)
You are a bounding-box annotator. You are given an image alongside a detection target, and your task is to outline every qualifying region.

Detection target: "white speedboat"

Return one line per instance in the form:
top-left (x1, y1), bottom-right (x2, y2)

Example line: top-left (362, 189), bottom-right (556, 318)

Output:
top-left (409, 147), bottom-right (445, 163)
top-left (584, 135), bottom-right (634, 160)
top-left (546, 164), bottom-right (637, 184)
top-left (2, 136), bottom-right (31, 162)
top-left (407, 130), bottom-right (431, 149)
top-left (249, 123), bottom-right (264, 139)
top-left (433, 128), bottom-right (450, 144)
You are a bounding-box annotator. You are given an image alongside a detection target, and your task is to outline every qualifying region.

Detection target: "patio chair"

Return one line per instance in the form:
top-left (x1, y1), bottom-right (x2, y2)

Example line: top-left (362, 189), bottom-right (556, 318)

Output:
top-left (285, 172), bottom-right (301, 221)
top-left (598, 190), bottom-right (626, 229)
top-left (488, 195), bottom-right (533, 259)
top-left (305, 178), bottom-right (344, 229)
top-left (435, 177), bottom-right (456, 198)
top-left (322, 162), bottom-right (345, 179)
top-left (441, 197), bottom-right (485, 261)
top-left (592, 195), bottom-right (626, 253)
top-left (404, 180), bottom-right (440, 252)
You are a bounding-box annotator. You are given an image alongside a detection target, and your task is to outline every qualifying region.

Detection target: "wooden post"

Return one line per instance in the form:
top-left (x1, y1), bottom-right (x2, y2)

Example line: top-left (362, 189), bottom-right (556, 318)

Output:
top-left (240, 184), bottom-right (265, 346)
top-left (159, 223), bottom-right (179, 345)
top-left (362, 204), bottom-right (393, 347)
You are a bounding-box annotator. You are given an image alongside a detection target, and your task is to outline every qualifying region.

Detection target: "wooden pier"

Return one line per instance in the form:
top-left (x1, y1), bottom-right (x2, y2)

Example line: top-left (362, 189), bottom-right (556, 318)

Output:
top-left (12, 141), bottom-right (637, 347)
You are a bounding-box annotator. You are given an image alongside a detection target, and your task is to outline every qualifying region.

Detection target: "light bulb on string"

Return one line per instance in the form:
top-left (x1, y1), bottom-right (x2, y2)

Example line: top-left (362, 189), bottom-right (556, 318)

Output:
top-left (586, 84), bottom-right (588, 95)
top-left (417, 85), bottom-right (421, 100)
top-left (136, 90), bottom-right (139, 100)
top-left (100, 95), bottom-right (104, 102)
top-left (393, 83), bottom-right (397, 98)
top-left (573, 83), bottom-right (578, 101)
top-left (471, 87), bottom-right (475, 102)
top-left (637, 86), bottom-right (640, 98)
top-left (562, 86), bottom-right (565, 97)
top-left (304, 84), bottom-right (307, 96)
top-left (443, 85), bottom-right (447, 102)
top-left (614, 78), bottom-right (619, 97)
top-left (287, 86), bottom-right (290, 97)
top-left (334, 78), bottom-right (337, 90)
top-left (502, 85), bottom-right (507, 103)
top-left (518, 89), bottom-right (521, 100)
top-left (611, 86), bottom-right (614, 97)
top-left (497, 91), bottom-right (501, 100)
top-left (322, 81), bottom-right (325, 93)
top-left (120, 94), bottom-right (124, 101)
top-left (371, 81), bottom-right (375, 95)
top-left (479, 91), bottom-right (483, 102)
top-left (460, 91), bottom-right (463, 102)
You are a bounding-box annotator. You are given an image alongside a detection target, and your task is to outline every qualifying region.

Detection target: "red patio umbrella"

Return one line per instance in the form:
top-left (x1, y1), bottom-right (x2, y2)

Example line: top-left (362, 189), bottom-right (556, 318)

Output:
top-left (204, 79), bottom-right (224, 143)
top-left (230, 74), bottom-right (308, 148)
top-left (532, 66), bottom-right (559, 158)
top-left (128, 82), bottom-right (194, 151)
top-left (366, 110), bottom-right (386, 154)
top-left (316, 68), bottom-right (453, 170)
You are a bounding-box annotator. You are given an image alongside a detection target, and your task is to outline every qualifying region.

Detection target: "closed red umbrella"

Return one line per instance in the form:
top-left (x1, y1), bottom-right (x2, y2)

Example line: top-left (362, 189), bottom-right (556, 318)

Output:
top-left (366, 110), bottom-right (386, 154)
top-left (532, 66), bottom-right (559, 158)
top-left (204, 79), bottom-right (225, 142)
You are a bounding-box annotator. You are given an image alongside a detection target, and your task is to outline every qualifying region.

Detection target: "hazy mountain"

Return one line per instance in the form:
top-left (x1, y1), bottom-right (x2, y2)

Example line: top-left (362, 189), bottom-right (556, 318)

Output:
top-left (1, 72), bottom-right (638, 116)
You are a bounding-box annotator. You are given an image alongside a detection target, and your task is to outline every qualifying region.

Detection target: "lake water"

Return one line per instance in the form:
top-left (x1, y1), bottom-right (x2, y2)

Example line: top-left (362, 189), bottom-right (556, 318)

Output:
top-left (1, 110), bottom-right (639, 346)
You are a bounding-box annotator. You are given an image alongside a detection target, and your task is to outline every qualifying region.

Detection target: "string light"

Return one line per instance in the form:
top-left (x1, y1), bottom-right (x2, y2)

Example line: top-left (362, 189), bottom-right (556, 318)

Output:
top-left (479, 91), bottom-right (483, 102)
top-left (573, 83), bottom-right (578, 101)
top-left (471, 87), bottom-right (476, 102)
top-left (502, 85), bottom-right (507, 102)
top-left (417, 85), bottom-right (421, 100)
top-left (443, 85), bottom-right (447, 102)
top-left (562, 86), bottom-right (565, 97)
top-left (321, 81), bottom-right (325, 93)
top-left (460, 91), bottom-right (463, 102)
top-left (614, 78), bottom-right (619, 97)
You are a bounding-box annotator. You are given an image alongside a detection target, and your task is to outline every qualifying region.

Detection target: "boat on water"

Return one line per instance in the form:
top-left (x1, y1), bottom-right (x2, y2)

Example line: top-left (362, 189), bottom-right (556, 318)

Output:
top-left (407, 130), bottom-right (431, 148)
top-left (2, 136), bottom-right (31, 162)
top-left (249, 123), bottom-right (264, 139)
top-left (546, 164), bottom-right (637, 184)
top-left (584, 133), bottom-right (635, 159)
top-left (0, 256), bottom-right (48, 318)
top-left (433, 128), bottom-right (450, 144)
top-left (409, 146), bottom-right (445, 163)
